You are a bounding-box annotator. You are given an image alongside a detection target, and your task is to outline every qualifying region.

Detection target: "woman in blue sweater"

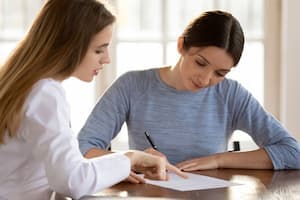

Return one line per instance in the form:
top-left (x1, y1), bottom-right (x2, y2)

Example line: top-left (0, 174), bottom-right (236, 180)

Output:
top-left (78, 10), bottom-right (300, 183)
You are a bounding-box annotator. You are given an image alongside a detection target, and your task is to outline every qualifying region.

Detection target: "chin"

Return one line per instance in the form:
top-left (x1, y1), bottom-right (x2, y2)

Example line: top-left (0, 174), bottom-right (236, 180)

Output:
top-left (79, 77), bottom-right (94, 82)
top-left (86, 77), bottom-right (94, 82)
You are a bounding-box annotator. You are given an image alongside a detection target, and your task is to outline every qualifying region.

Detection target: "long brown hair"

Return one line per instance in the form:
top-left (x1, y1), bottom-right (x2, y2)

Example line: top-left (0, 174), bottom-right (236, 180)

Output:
top-left (0, 0), bottom-right (116, 143)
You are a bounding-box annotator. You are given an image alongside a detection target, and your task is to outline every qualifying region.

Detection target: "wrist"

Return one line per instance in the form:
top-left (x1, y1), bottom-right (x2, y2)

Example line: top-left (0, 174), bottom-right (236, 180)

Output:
top-left (215, 153), bottom-right (224, 168)
top-left (124, 150), bottom-right (137, 167)
top-left (84, 148), bottom-right (112, 158)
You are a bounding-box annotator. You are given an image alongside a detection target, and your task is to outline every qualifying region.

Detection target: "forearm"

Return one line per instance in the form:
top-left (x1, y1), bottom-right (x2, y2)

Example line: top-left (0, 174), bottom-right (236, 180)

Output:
top-left (84, 148), bottom-right (113, 158)
top-left (217, 148), bottom-right (273, 169)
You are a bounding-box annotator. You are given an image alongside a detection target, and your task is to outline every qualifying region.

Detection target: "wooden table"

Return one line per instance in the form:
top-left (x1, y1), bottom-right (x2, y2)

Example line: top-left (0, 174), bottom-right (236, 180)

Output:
top-left (79, 169), bottom-right (300, 200)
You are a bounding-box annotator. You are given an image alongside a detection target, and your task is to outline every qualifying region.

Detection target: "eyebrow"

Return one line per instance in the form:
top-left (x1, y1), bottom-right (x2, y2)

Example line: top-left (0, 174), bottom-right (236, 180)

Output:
top-left (199, 55), bottom-right (210, 65)
top-left (198, 54), bottom-right (231, 72)
top-left (96, 43), bottom-right (109, 48)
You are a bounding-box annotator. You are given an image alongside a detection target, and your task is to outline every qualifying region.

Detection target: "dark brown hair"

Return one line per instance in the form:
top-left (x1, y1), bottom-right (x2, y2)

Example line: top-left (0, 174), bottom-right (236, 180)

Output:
top-left (182, 10), bottom-right (244, 66)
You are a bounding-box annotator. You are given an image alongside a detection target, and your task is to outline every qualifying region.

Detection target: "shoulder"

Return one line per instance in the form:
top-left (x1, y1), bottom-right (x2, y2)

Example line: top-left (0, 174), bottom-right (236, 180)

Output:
top-left (29, 79), bottom-right (65, 98)
top-left (217, 78), bottom-right (241, 90)
top-left (214, 78), bottom-right (251, 103)
top-left (216, 78), bottom-right (248, 95)
top-left (25, 79), bottom-right (67, 115)
top-left (27, 78), bottom-right (65, 100)
top-left (117, 68), bottom-right (155, 83)
top-left (111, 68), bottom-right (157, 91)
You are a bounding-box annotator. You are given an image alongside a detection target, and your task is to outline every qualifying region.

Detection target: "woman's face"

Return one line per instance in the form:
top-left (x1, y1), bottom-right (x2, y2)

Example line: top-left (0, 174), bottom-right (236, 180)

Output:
top-left (72, 24), bottom-right (113, 82)
top-left (177, 43), bottom-right (234, 92)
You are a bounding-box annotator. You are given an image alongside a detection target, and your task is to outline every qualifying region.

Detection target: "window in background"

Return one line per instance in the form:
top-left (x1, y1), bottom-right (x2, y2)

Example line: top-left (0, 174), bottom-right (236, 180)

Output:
top-left (0, 0), bottom-right (95, 134)
top-left (0, 0), bottom-right (42, 63)
top-left (111, 0), bottom-right (264, 151)
top-left (0, 0), bottom-right (265, 150)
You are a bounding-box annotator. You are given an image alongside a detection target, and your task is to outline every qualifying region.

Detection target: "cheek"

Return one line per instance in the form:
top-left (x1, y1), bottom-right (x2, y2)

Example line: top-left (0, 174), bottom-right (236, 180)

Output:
top-left (82, 58), bottom-right (98, 71)
top-left (78, 57), bottom-right (90, 69)
top-left (82, 52), bottom-right (99, 64)
top-left (180, 67), bottom-right (193, 84)
top-left (84, 55), bottom-right (95, 65)
top-left (181, 62), bottom-right (195, 77)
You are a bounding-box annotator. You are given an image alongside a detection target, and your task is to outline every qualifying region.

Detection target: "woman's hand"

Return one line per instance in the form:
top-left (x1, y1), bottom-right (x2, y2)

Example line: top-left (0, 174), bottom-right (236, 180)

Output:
top-left (125, 150), bottom-right (188, 181)
top-left (123, 171), bottom-right (146, 184)
top-left (176, 149), bottom-right (273, 171)
top-left (144, 148), bottom-right (188, 179)
top-left (176, 155), bottom-right (219, 171)
top-left (144, 147), bottom-right (168, 160)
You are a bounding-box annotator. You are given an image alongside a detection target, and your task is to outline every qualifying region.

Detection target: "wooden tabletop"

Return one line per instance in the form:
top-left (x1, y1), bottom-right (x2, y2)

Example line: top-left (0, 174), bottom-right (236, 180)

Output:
top-left (80, 169), bottom-right (300, 200)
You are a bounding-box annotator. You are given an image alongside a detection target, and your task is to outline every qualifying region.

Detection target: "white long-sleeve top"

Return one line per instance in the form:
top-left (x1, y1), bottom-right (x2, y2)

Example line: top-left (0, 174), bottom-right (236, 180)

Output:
top-left (0, 79), bottom-right (131, 200)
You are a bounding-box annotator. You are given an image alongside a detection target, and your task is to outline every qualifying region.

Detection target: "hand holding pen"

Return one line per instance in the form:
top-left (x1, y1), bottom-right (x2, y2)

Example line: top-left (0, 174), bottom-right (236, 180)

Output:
top-left (144, 132), bottom-right (166, 159)
top-left (144, 131), bottom-right (188, 179)
top-left (144, 131), bottom-right (158, 150)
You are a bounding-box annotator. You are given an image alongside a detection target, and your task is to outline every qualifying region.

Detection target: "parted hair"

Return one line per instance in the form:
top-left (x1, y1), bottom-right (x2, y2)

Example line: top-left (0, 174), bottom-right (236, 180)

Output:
top-left (0, 0), bottom-right (116, 143)
top-left (181, 10), bottom-right (244, 66)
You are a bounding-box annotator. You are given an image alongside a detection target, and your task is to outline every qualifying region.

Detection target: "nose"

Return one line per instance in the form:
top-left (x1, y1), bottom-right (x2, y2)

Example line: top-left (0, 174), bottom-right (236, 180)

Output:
top-left (198, 71), bottom-right (212, 87)
top-left (100, 51), bottom-right (111, 65)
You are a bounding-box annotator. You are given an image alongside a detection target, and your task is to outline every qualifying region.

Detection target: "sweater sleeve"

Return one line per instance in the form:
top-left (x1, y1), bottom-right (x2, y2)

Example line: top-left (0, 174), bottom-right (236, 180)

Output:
top-left (22, 81), bottom-right (130, 199)
top-left (78, 72), bottom-right (133, 155)
top-left (225, 80), bottom-right (300, 169)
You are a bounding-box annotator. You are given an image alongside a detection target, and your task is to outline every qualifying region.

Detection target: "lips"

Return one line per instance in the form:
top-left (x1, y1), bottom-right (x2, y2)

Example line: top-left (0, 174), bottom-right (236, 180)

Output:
top-left (94, 67), bottom-right (103, 75)
top-left (192, 80), bottom-right (203, 89)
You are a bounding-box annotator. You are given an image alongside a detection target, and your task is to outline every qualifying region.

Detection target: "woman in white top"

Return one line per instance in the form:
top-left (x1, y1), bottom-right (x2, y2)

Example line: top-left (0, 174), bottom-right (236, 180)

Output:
top-left (0, 0), bottom-right (186, 199)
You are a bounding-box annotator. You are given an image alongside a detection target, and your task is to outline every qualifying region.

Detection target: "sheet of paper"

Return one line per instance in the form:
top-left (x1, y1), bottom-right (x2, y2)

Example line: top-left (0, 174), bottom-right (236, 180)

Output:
top-left (141, 172), bottom-right (240, 191)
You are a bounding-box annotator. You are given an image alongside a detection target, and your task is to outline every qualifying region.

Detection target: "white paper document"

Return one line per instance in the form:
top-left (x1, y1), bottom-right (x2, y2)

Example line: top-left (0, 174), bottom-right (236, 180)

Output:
top-left (142, 172), bottom-right (240, 191)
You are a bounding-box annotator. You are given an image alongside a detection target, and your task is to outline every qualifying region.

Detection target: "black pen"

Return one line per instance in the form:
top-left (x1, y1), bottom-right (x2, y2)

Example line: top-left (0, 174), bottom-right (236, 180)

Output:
top-left (144, 131), bottom-right (158, 150)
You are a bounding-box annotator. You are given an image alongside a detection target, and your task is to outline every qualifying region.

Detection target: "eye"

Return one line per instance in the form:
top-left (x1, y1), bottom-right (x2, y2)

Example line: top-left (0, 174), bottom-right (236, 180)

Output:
top-left (195, 60), bottom-right (206, 67)
top-left (95, 50), bottom-right (103, 54)
top-left (215, 71), bottom-right (226, 77)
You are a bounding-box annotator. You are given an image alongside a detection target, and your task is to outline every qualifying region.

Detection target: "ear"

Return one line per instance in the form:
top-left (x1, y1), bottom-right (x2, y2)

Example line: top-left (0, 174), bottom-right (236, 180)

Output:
top-left (177, 37), bottom-right (185, 55)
